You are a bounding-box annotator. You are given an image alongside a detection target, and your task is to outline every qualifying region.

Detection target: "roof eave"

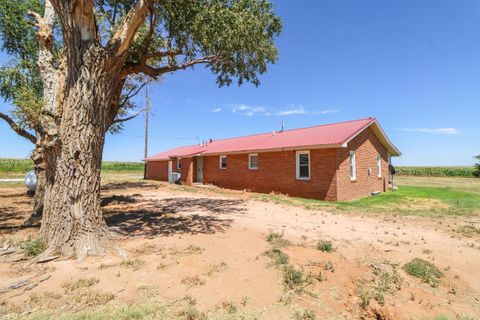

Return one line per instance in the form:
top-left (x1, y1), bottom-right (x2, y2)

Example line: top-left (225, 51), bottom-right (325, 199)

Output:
top-left (342, 119), bottom-right (401, 156)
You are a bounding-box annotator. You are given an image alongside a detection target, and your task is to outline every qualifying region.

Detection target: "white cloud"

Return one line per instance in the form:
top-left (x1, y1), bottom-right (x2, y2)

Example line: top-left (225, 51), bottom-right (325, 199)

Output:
top-left (317, 109), bottom-right (340, 115)
top-left (398, 128), bottom-right (459, 135)
top-left (211, 107), bottom-right (222, 113)
top-left (230, 104), bottom-right (338, 117)
top-left (231, 104), bottom-right (268, 116)
top-left (275, 105), bottom-right (307, 116)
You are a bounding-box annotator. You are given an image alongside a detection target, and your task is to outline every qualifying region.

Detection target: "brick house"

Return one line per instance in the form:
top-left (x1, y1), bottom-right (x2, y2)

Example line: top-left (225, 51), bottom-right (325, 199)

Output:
top-left (145, 118), bottom-right (401, 201)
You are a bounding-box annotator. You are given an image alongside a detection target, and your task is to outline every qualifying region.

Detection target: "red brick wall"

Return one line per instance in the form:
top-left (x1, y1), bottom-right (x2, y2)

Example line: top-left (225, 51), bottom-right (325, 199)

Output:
top-left (180, 157), bottom-right (194, 185)
top-left (146, 160), bottom-right (169, 181)
top-left (147, 126), bottom-right (391, 201)
top-left (336, 127), bottom-right (389, 201)
top-left (202, 149), bottom-right (338, 200)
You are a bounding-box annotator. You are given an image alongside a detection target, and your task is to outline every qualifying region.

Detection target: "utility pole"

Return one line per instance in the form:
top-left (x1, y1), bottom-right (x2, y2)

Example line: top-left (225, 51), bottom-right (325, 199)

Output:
top-left (143, 86), bottom-right (149, 180)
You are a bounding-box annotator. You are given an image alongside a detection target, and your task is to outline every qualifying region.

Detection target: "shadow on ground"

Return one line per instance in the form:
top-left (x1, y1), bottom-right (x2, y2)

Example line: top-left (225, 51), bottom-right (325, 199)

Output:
top-left (0, 186), bottom-right (245, 238)
top-left (101, 181), bottom-right (160, 191)
top-left (104, 197), bottom-right (246, 237)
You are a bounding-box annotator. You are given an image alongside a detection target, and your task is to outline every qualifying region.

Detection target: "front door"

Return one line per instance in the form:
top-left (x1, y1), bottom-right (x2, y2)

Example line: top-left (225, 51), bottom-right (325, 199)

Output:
top-left (196, 157), bottom-right (203, 183)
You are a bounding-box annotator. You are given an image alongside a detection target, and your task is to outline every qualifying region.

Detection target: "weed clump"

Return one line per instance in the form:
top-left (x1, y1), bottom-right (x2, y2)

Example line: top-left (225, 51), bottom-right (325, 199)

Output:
top-left (265, 248), bottom-right (289, 267)
top-left (120, 258), bottom-right (145, 271)
top-left (403, 258), bottom-right (443, 287)
top-left (63, 277), bottom-right (100, 293)
top-left (293, 308), bottom-right (317, 320)
top-left (282, 265), bottom-right (312, 292)
top-left (456, 224), bottom-right (480, 237)
top-left (316, 240), bottom-right (334, 252)
top-left (266, 232), bottom-right (291, 247)
top-left (357, 266), bottom-right (404, 309)
top-left (23, 238), bottom-right (46, 256)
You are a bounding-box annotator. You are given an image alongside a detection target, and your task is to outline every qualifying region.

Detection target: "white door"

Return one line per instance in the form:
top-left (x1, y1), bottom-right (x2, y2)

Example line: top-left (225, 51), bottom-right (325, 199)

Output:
top-left (168, 160), bottom-right (173, 183)
top-left (196, 157), bottom-right (203, 182)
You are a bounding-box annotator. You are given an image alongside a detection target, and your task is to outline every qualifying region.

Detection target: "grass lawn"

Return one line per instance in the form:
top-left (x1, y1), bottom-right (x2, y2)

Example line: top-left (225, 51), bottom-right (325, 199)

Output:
top-left (336, 186), bottom-right (480, 217)
top-left (254, 177), bottom-right (480, 217)
top-left (396, 175), bottom-right (480, 194)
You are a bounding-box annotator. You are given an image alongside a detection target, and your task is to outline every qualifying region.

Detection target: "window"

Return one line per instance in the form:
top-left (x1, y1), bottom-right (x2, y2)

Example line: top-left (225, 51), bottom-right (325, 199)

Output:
top-left (296, 151), bottom-right (310, 180)
top-left (350, 151), bottom-right (356, 180)
top-left (377, 154), bottom-right (382, 177)
top-left (177, 158), bottom-right (181, 170)
top-left (249, 154), bottom-right (258, 170)
top-left (219, 155), bottom-right (227, 169)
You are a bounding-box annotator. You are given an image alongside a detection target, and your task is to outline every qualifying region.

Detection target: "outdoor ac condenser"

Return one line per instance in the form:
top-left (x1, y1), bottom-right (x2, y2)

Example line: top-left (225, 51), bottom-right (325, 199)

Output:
top-left (169, 172), bottom-right (181, 184)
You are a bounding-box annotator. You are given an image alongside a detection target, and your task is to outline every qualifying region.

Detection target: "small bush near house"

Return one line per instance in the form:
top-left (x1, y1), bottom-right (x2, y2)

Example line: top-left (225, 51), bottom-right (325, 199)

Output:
top-left (403, 258), bottom-right (443, 287)
top-left (23, 238), bottom-right (46, 256)
top-left (316, 240), bottom-right (334, 252)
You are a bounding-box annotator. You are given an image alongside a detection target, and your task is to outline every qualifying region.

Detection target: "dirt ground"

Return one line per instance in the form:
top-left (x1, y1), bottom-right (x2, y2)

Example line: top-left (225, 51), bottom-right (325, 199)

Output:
top-left (0, 180), bottom-right (479, 319)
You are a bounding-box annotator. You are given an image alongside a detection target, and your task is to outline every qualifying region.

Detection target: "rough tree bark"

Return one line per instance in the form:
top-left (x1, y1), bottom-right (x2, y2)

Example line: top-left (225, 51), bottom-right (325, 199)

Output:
top-left (36, 0), bottom-right (150, 258)
top-left (22, 0), bottom-right (60, 225)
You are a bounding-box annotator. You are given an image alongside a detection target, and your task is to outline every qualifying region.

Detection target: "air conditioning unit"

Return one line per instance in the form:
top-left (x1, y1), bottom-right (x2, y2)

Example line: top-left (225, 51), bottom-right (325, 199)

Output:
top-left (169, 172), bottom-right (181, 183)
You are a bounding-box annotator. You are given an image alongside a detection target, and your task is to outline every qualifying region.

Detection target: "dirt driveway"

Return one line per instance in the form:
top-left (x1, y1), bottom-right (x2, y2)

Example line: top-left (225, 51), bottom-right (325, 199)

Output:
top-left (0, 181), bottom-right (479, 319)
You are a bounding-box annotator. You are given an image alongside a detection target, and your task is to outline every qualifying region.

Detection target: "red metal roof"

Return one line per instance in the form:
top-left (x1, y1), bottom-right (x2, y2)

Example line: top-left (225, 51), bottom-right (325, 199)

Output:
top-left (145, 118), bottom-right (400, 161)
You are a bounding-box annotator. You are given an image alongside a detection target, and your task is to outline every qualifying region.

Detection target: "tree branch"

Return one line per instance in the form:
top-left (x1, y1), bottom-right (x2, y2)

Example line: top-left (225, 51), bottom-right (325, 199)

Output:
top-left (0, 112), bottom-right (36, 144)
top-left (119, 81), bottom-right (150, 109)
top-left (113, 108), bottom-right (146, 124)
top-left (122, 55), bottom-right (218, 79)
top-left (108, 0), bottom-right (151, 57)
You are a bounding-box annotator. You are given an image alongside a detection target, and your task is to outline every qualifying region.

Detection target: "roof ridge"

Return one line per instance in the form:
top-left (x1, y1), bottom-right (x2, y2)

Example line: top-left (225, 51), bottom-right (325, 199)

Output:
top-left (209, 117), bottom-right (375, 142)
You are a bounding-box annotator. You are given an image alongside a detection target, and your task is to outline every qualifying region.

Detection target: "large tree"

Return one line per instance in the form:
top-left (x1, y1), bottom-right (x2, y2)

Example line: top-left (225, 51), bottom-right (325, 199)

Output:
top-left (1, 0), bottom-right (281, 258)
top-left (0, 0), bottom-right (147, 222)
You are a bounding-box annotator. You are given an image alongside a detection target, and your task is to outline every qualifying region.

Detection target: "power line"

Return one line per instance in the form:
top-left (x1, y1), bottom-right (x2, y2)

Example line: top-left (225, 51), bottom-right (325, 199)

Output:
top-left (118, 133), bottom-right (200, 140)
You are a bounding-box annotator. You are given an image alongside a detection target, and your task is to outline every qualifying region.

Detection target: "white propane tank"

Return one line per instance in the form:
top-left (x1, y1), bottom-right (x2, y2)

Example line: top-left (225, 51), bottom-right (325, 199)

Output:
top-left (25, 170), bottom-right (37, 192)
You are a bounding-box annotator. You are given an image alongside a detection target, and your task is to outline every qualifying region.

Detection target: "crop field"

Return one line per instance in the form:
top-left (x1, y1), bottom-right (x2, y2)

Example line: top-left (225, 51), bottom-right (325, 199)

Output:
top-left (396, 166), bottom-right (478, 177)
top-left (0, 158), bottom-right (144, 173)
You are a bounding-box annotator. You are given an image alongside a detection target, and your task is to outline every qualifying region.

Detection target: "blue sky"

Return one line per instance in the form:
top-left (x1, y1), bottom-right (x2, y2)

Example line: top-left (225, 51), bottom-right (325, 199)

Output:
top-left (1, 0), bottom-right (479, 165)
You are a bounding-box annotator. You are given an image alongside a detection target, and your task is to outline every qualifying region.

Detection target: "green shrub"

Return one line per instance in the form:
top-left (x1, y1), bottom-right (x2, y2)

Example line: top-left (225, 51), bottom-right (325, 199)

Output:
top-left (265, 248), bottom-right (289, 266)
top-left (23, 238), bottom-right (46, 256)
top-left (282, 265), bottom-right (311, 292)
top-left (316, 240), bottom-right (334, 252)
top-left (403, 258), bottom-right (443, 287)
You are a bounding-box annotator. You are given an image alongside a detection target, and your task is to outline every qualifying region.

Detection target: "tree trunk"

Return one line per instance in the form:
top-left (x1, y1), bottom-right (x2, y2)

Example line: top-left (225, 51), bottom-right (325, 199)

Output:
top-left (24, 142), bottom-right (56, 225)
top-left (39, 47), bottom-right (121, 258)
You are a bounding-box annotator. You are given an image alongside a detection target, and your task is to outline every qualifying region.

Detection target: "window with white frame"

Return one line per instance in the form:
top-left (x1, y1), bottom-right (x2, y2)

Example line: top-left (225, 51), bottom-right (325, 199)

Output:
top-left (377, 154), bottom-right (382, 177)
top-left (350, 151), bottom-right (356, 180)
top-left (219, 155), bottom-right (227, 169)
top-left (296, 151), bottom-right (310, 180)
top-left (177, 158), bottom-right (181, 170)
top-left (249, 154), bottom-right (258, 170)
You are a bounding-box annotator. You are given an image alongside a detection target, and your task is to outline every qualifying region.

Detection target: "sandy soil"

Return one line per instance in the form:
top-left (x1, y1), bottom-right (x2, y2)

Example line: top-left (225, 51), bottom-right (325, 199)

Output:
top-left (0, 181), bottom-right (479, 319)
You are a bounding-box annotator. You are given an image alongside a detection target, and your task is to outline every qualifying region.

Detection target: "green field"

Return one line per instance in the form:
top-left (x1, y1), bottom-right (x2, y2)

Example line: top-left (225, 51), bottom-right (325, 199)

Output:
top-left (0, 158), bottom-right (144, 173)
top-left (396, 166), bottom-right (478, 177)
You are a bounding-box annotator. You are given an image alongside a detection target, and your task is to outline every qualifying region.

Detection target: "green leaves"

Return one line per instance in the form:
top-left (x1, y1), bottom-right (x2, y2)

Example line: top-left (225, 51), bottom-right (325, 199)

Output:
top-left (125, 0), bottom-right (282, 86)
top-left (0, 0), bottom-right (42, 61)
